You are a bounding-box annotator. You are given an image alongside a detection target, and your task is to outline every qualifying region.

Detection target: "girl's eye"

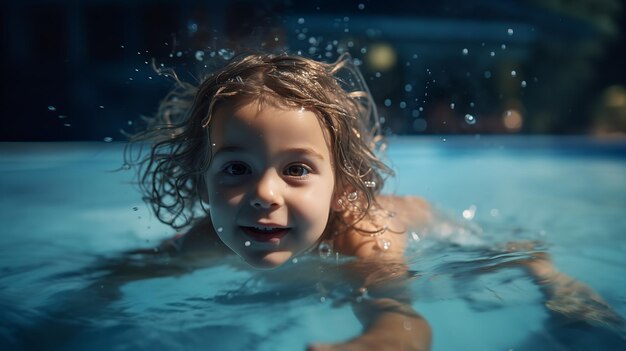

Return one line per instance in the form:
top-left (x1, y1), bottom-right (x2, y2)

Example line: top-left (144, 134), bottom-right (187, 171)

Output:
top-left (284, 164), bottom-right (310, 177)
top-left (223, 163), bottom-right (250, 176)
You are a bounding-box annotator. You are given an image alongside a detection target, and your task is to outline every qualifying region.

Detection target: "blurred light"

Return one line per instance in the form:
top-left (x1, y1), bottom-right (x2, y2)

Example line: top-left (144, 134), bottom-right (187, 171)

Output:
top-left (605, 85), bottom-right (626, 108)
top-left (503, 109), bottom-right (523, 131)
top-left (366, 43), bottom-right (396, 71)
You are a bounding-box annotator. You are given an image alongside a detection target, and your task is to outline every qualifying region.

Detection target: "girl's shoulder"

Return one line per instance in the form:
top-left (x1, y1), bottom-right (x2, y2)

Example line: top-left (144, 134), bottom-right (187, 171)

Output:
top-left (332, 195), bottom-right (432, 259)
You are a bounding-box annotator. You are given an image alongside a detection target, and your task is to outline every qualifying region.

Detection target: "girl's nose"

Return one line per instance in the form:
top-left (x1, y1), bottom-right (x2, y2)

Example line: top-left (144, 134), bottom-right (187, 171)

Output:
top-left (250, 170), bottom-right (283, 209)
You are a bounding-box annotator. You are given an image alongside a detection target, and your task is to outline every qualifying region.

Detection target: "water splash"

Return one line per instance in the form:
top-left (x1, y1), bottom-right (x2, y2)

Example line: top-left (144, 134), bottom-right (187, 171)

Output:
top-left (465, 114), bottom-right (476, 125)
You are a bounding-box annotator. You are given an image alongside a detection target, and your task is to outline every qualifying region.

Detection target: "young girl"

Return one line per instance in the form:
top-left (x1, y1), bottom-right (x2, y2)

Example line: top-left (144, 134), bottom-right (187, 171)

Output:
top-left (128, 53), bottom-right (623, 350)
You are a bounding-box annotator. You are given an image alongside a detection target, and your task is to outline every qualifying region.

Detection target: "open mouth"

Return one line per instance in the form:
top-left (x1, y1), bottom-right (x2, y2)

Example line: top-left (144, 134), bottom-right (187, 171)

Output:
top-left (240, 226), bottom-right (291, 243)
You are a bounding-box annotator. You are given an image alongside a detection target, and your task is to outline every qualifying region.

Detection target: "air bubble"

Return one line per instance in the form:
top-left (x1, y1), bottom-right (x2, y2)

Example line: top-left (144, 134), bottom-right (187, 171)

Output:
top-left (358, 3), bottom-right (365, 10)
top-left (297, 17), bottom-right (305, 24)
top-left (507, 28), bottom-right (514, 35)
top-left (48, 106), bottom-right (56, 111)
top-left (132, 206), bottom-right (138, 211)
top-left (399, 101), bottom-right (407, 109)
top-left (58, 115), bottom-right (67, 119)
top-left (244, 241), bottom-right (251, 247)
top-left (511, 70), bottom-right (517, 77)
top-left (217, 227), bottom-right (223, 233)
top-left (464, 114), bottom-right (476, 125)
top-left (490, 51), bottom-right (495, 57)
top-left (404, 84), bottom-right (413, 92)
top-left (501, 44), bottom-right (507, 50)
top-left (484, 71), bottom-right (492, 79)
top-left (450, 103), bottom-right (455, 110)
top-left (521, 80), bottom-right (527, 88)
top-left (384, 99), bottom-right (392, 107)
top-left (292, 258), bottom-right (299, 264)
top-left (411, 231), bottom-right (420, 241)
top-left (462, 48), bottom-right (469, 55)
top-left (103, 137), bottom-right (113, 142)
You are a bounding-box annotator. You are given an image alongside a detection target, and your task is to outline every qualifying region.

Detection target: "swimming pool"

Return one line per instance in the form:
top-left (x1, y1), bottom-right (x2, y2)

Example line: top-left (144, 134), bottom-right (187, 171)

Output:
top-left (1, 136), bottom-right (625, 350)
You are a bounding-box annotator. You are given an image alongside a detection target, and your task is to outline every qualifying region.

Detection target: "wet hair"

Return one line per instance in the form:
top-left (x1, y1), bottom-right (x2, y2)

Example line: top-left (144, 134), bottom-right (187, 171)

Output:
top-left (126, 52), bottom-right (394, 231)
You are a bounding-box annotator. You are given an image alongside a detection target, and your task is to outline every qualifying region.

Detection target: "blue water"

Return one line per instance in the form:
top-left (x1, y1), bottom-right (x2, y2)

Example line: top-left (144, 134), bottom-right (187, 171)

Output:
top-left (1, 137), bottom-right (625, 350)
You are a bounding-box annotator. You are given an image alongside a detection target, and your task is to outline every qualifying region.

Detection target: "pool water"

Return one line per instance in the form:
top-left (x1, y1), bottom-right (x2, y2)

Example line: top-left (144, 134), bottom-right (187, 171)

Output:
top-left (1, 136), bottom-right (625, 350)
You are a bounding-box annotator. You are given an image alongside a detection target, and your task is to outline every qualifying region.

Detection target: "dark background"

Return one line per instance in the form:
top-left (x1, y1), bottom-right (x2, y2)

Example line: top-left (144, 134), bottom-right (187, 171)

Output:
top-left (2, 0), bottom-right (625, 141)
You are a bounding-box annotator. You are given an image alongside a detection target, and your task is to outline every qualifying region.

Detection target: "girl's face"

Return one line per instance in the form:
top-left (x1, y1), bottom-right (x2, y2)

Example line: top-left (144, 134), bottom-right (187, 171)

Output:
top-left (204, 101), bottom-right (337, 268)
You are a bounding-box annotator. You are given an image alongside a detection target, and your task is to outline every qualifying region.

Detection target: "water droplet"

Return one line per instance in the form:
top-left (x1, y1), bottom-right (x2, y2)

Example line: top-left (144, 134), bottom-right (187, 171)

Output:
top-left (521, 80), bottom-right (527, 88)
top-left (218, 48), bottom-right (235, 60)
top-left (103, 137), bottom-right (113, 142)
top-left (297, 17), bottom-right (305, 24)
top-left (217, 227), bottom-right (223, 233)
top-left (47, 105), bottom-right (56, 111)
top-left (465, 114), bottom-right (476, 125)
top-left (187, 21), bottom-right (198, 34)
top-left (402, 320), bottom-right (411, 331)
top-left (347, 192), bottom-right (358, 202)
top-left (132, 206), bottom-right (138, 211)
top-left (244, 241), bottom-right (251, 247)
top-left (377, 238), bottom-right (391, 251)
top-left (384, 99), bottom-right (392, 107)
top-left (194, 50), bottom-right (204, 61)
top-left (318, 240), bottom-right (333, 258)
top-left (404, 84), bottom-right (413, 92)
top-left (358, 3), bottom-right (365, 10)
top-left (462, 48), bottom-right (469, 55)
top-left (507, 28), bottom-right (514, 35)
top-left (462, 205), bottom-right (477, 220)
top-left (450, 103), bottom-right (455, 110)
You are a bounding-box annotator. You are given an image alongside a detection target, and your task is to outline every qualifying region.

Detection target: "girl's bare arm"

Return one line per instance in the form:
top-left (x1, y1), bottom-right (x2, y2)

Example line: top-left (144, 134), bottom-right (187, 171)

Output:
top-left (310, 196), bottom-right (432, 351)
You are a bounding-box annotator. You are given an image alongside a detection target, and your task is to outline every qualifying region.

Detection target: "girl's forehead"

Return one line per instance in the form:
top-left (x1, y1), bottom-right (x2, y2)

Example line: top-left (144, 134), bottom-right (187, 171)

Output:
top-left (210, 101), bottom-right (333, 156)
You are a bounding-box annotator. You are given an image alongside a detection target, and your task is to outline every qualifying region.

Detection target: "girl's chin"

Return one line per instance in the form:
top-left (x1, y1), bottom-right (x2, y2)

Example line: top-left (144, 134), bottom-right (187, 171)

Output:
top-left (244, 250), bottom-right (293, 269)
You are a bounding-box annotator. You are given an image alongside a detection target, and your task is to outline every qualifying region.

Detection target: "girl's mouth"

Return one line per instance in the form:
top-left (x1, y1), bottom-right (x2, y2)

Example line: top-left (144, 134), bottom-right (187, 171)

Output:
top-left (240, 226), bottom-right (291, 243)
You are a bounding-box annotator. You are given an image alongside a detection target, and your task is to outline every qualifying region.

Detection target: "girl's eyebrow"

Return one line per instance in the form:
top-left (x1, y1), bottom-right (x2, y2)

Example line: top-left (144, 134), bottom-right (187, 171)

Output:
top-left (213, 145), bottom-right (325, 161)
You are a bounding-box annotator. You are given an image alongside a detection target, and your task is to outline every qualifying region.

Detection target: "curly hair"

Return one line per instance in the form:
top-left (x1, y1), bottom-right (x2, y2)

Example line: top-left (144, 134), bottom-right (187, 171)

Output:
top-left (126, 52), bottom-right (394, 231)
